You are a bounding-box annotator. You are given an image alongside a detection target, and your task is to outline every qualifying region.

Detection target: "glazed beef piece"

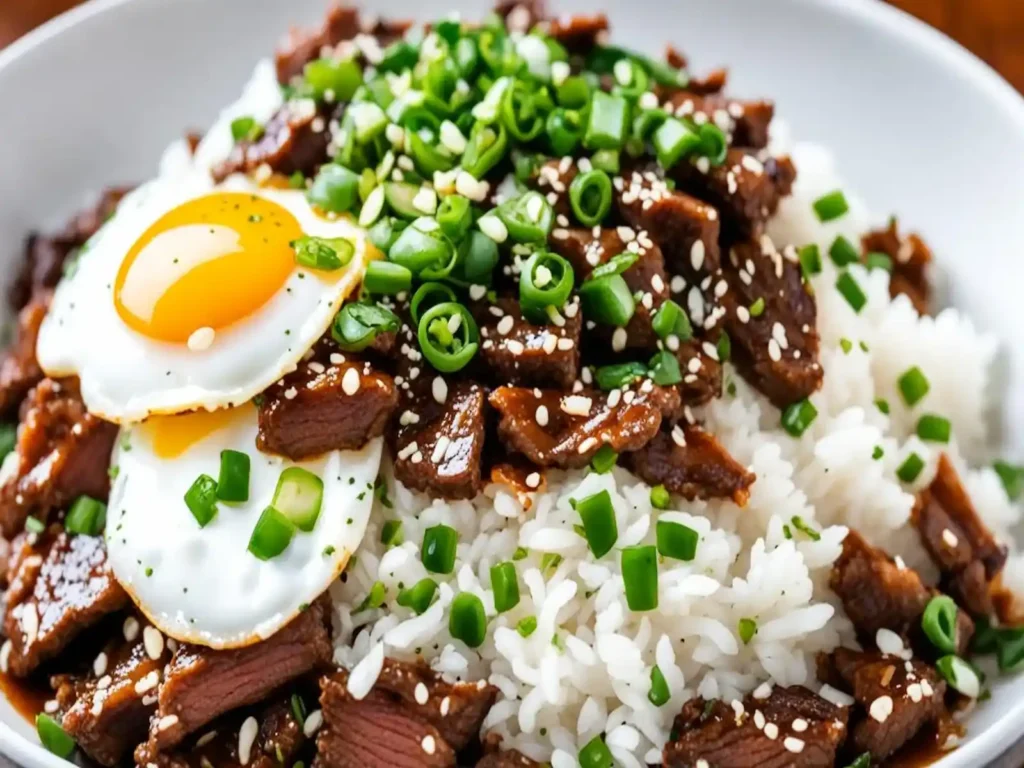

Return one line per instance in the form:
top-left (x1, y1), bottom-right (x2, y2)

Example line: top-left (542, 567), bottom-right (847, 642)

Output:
top-left (315, 659), bottom-right (497, 768)
top-left (137, 697), bottom-right (305, 768)
top-left (821, 647), bottom-right (946, 762)
top-left (546, 13), bottom-right (608, 54)
top-left (213, 99), bottom-right (334, 183)
top-left (474, 298), bottom-right (581, 389)
top-left (720, 238), bottom-right (822, 407)
top-left (913, 454), bottom-right (1007, 617)
top-left (139, 598), bottom-right (331, 756)
top-left (674, 338), bottom-right (724, 406)
top-left (530, 158), bottom-right (576, 218)
top-left (52, 617), bottom-right (172, 766)
top-left (862, 218), bottom-right (933, 315)
top-left (0, 292), bottom-right (49, 417)
top-left (624, 424), bottom-right (754, 505)
top-left (476, 750), bottom-right (541, 768)
top-left (661, 91), bottom-right (775, 150)
top-left (0, 378), bottom-right (117, 537)
top-left (663, 685), bottom-right (848, 767)
top-left (257, 352), bottom-right (397, 460)
top-left (2, 529), bottom-right (128, 677)
top-left (489, 382), bottom-right (677, 469)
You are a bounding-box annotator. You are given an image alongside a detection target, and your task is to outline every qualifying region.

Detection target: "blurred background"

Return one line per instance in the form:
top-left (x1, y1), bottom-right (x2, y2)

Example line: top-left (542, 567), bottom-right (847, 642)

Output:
top-left (1, 0), bottom-right (1023, 91)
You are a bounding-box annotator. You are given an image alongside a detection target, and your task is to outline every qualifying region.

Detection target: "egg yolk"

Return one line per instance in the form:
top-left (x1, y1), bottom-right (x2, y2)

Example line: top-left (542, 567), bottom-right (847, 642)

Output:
top-left (146, 407), bottom-right (243, 459)
top-left (114, 193), bottom-right (304, 343)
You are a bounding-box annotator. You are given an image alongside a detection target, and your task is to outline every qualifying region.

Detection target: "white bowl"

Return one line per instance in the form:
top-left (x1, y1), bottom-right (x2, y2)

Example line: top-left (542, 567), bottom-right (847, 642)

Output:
top-left (1, 0), bottom-right (1022, 765)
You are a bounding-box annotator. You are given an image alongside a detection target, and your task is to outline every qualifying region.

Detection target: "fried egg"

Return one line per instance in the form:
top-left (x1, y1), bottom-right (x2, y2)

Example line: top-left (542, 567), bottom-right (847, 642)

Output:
top-left (36, 170), bottom-right (371, 423)
top-left (105, 405), bottom-right (381, 648)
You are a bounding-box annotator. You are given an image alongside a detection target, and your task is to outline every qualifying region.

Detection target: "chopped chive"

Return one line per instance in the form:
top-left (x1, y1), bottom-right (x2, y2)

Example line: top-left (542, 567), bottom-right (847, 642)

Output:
top-left (648, 665), bottom-right (670, 706)
top-left (621, 546), bottom-right (658, 611)
top-left (749, 297), bottom-right (765, 317)
top-left (897, 453), bottom-right (925, 483)
top-left (782, 524), bottom-right (793, 540)
top-left (65, 496), bottom-right (106, 536)
top-left (872, 445), bottom-right (884, 460)
top-left (781, 398), bottom-right (818, 437)
top-left (516, 615), bottom-right (538, 637)
top-left (576, 490), bottom-right (619, 558)
top-left (449, 592), bottom-right (487, 648)
top-left (812, 190), bottom-right (849, 222)
top-left (917, 414), bottom-right (951, 443)
top-left (422, 525), bottom-right (459, 574)
top-left (845, 754), bottom-right (872, 768)
top-left (656, 519), bottom-right (698, 561)
top-left (650, 484), bottom-right (670, 510)
top-left (997, 627), bottom-right (1024, 672)
top-left (875, 398), bottom-right (891, 415)
top-left (994, 461), bottom-right (1024, 501)
top-left (866, 251), bottom-right (893, 272)
top-left (490, 562), bottom-right (520, 613)
top-left (798, 244), bottom-right (822, 277)
top-left (184, 474), bottom-right (218, 528)
top-left (397, 578), bottom-right (438, 615)
top-left (835, 272), bottom-right (867, 312)
top-left (738, 617), bottom-right (757, 644)
top-left (380, 520), bottom-right (404, 547)
top-left (829, 235), bottom-right (859, 267)
top-left (216, 450), bottom-right (250, 502)
top-left (290, 693), bottom-right (307, 725)
top-left (898, 366), bottom-right (930, 406)
top-left (590, 444), bottom-right (618, 474)
top-left (356, 581), bottom-right (387, 612)
top-left (791, 515), bottom-right (821, 541)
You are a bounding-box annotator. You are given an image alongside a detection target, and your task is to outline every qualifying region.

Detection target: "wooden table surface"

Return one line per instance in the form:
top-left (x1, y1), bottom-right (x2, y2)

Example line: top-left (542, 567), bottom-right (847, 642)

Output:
top-left (1, 1), bottom-right (1023, 767)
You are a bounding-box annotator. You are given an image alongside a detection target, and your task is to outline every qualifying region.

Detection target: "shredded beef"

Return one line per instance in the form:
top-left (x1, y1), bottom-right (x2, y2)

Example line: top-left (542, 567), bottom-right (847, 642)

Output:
top-left (0, 292), bottom-right (49, 417)
top-left (625, 424), bottom-right (754, 504)
top-left (138, 598), bottom-right (331, 756)
top-left (862, 218), bottom-right (932, 315)
top-left (663, 685), bottom-right (848, 767)
top-left (0, 378), bottom-right (117, 537)
top-left (2, 529), bottom-right (128, 677)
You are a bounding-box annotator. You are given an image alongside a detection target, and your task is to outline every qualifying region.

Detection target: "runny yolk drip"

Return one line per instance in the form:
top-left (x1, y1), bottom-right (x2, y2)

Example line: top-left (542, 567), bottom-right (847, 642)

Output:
top-left (114, 192), bottom-right (304, 343)
top-left (145, 407), bottom-right (242, 459)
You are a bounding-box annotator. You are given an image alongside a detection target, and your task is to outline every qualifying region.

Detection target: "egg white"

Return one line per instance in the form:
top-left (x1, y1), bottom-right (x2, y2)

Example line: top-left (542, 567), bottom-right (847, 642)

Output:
top-left (106, 406), bottom-right (381, 648)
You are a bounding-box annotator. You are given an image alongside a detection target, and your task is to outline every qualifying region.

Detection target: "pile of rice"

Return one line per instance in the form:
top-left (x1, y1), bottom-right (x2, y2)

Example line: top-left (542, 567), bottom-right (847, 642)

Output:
top-left (193, 62), bottom-right (1021, 767)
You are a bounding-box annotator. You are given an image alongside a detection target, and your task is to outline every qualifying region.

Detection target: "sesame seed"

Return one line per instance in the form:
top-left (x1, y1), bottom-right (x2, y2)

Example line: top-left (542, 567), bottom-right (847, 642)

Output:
top-left (342, 367), bottom-right (361, 395)
top-left (672, 426), bottom-right (687, 447)
top-left (764, 722), bottom-right (778, 739)
top-left (330, 353), bottom-right (345, 365)
top-left (876, 628), bottom-right (905, 657)
top-left (43, 700), bottom-right (59, 714)
top-left (907, 683), bottom-right (923, 702)
top-left (238, 717), bottom-right (258, 766)
top-left (158, 715), bottom-right (179, 732)
top-left (556, 338), bottom-right (574, 351)
top-left (469, 284), bottom-right (487, 301)
top-left (506, 340), bottom-right (525, 355)
top-left (432, 436), bottom-right (451, 464)
top-left (612, 328), bottom-right (628, 352)
top-left (303, 710), bottom-right (324, 737)
top-left (415, 683), bottom-right (429, 705)
top-left (561, 395), bottom-right (592, 417)
top-left (792, 718), bottom-right (808, 733)
top-left (578, 437), bottom-right (598, 454)
top-left (784, 737), bottom-right (805, 754)
top-left (690, 241), bottom-right (706, 271)
top-left (526, 472), bottom-right (541, 489)
top-left (432, 377), bottom-right (448, 405)
top-left (422, 735), bottom-right (436, 755)
top-left (496, 316), bottom-right (515, 335)
top-left (134, 670), bottom-right (160, 695)
top-left (123, 616), bottom-right (140, 642)
top-left (93, 651), bottom-right (108, 677)
top-left (753, 682), bottom-right (773, 700)
top-left (143, 626), bottom-right (165, 660)
top-left (440, 696), bottom-right (451, 716)
top-left (284, 387), bottom-right (298, 400)
top-left (768, 339), bottom-right (782, 362)
top-left (536, 405), bottom-right (549, 426)
top-left (942, 529), bottom-right (959, 548)
top-left (869, 695), bottom-right (894, 722)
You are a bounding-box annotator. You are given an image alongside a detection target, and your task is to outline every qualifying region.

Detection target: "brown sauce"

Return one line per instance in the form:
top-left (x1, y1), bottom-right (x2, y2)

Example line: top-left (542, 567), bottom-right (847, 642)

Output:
top-left (0, 670), bottom-right (49, 724)
top-left (886, 719), bottom-right (963, 767)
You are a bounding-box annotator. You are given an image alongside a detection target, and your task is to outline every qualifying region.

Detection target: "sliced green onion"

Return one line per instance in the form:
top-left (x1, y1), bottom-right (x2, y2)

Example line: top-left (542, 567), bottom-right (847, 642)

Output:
top-left (546, 108), bottom-right (584, 156)
top-left (650, 485), bottom-right (670, 510)
top-left (36, 714), bottom-right (75, 758)
top-left (556, 76), bottom-right (591, 109)
top-left (791, 515), bottom-right (821, 541)
top-left (898, 366), bottom-right (930, 406)
top-left (230, 116), bottom-right (262, 142)
top-left (994, 460), bottom-right (1024, 501)
top-left (648, 350), bottom-right (682, 386)
top-left (65, 496), bottom-right (106, 536)
top-left (383, 182), bottom-right (425, 219)
top-left (496, 191), bottom-right (553, 243)
top-left (363, 261), bottom-right (412, 295)
top-left (829, 235), bottom-right (859, 267)
top-left (216, 449), bottom-right (250, 503)
top-left (407, 132), bottom-right (457, 176)
top-left (569, 170), bottom-right (613, 227)
top-left (422, 524), bottom-right (459, 574)
top-left (308, 164), bottom-right (361, 213)
top-left (651, 300), bottom-right (692, 340)
top-left (652, 117), bottom-right (702, 169)
top-left (738, 617), bottom-right (757, 644)
top-left (500, 79), bottom-right (545, 141)
top-left (872, 445), bottom-right (884, 460)
top-left (367, 216), bottom-right (407, 252)
top-left (579, 274), bottom-right (635, 326)
top-left (462, 121), bottom-right (508, 179)
top-left (698, 124), bottom-right (728, 166)
top-left (621, 545), bottom-right (658, 611)
top-left (303, 57), bottom-right (363, 101)
top-left (271, 467), bottom-right (324, 532)
top-left (936, 655), bottom-right (981, 698)
top-left (589, 252), bottom-right (638, 281)
top-left (579, 735), bottom-right (613, 768)
top-left (248, 507), bottom-right (296, 560)
top-left (417, 301), bottom-right (480, 373)
top-left (380, 520), bottom-right (404, 547)
top-left (917, 414), bottom-right (951, 443)
top-left (453, 231), bottom-right (500, 286)
top-left (520, 251), bottom-right (574, 323)
top-left (590, 445), bottom-right (618, 474)
top-left (835, 272), bottom-right (867, 313)
top-left (716, 331), bottom-right (731, 363)
top-left (839, 338), bottom-right (853, 354)
top-left (516, 615), bottom-right (538, 637)
top-left (656, 519), bottom-right (698, 561)
top-left (749, 297), bottom-right (766, 317)
top-left (585, 91), bottom-right (628, 151)
top-left (184, 474), bottom-right (218, 528)
top-left (292, 236), bottom-right (355, 271)
top-left (812, 190), bottom-right (849, 222)
top-left (866, 251), bottom-right (894, 272)
top-left (576, 490), bottom-right (619, 559)
top-left (798, 244), bottom-right (822, 278)
top-left (595, 362), bottom-right (647, 391)
top-left (377, 40), bottom-right (419, 73)
top-left (541, 552), bottom-right (563, 575)
top-left (449, 592), bottom-right (487, 648)
top-left (591, 149), bottom-right (620, 174)
top-left (876, 398), bottom-right (891, 415)
top-left (389, 219), bottom-right (455, 277)
top-left (781, 398), bottom-right (818, 437)
top-left (648, 665), bottom-right (670, 706)
top-left (332, 302), bottom-right (400, 352)
top-left (897, 452), bottom-right (926, 483)
top-left (845, 754), bottom-right (872, 768)
top-left (397, 578), bottom-right (438, 615)
top-left (356, 581), bottom-right (387, 612)
top-left (436, 194), bottom-right (473, 242)
top-left (997, 627), bottom-right (1024, 672)
top-left (490, 561), bottom-right (521, 613)
top-left (410, 282), bottom-right (457, 325)
top-left (24, 516), bottom-right (44, 534)
top-left (922, 595), bottom-right (959, 654)
top-left (290, 692), bottom-right (307, 724)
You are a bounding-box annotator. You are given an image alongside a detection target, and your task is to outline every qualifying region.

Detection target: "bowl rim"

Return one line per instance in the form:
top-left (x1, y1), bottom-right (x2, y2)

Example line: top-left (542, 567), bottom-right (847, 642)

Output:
top-left (1, 0), bottom-right (1024, 766)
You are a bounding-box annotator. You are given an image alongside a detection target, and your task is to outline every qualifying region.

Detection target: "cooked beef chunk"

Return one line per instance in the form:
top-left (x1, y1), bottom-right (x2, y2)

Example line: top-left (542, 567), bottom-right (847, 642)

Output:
top-left (614, 167), bottom-right (722, 278)
top-left (315, 660), bottom-right (497, 768)
top-left (913, 454), bottom-right (1007, 617)
top-left (625, 424), bottom-right (754, 504)
top-left (670, 150), bottom-right (796, 239)
top-left (663, 685), bottom-right (848, 767)
top-left (0, 292), bottom-right (49, 417)
top-left (213, 100), bottom-right (333, 183)
top-left (531, 159), bottom-right (576, 218)
top-left (2, 529), bottom-right (128, 677)
top-left (546, 13), bottom-right (607, 54)
top-left (136, 697), bottom-right (304, 768)
top-left (275, 5), bottom-right (360, 84)
top-left (823, 647), bottom-right (946, 762)
top-left (0, 378), bottom-right (117, 537)
top-left (862, 218), bottom-right (932, 315)
top-left (474, 298), bottom-right (581, 388)
top-left (661, 92), bottom-right (775, 149)
top-left (52, 618), bottom-right (171, 766)
top-left (476, 749), bottom-right (540, 768)
top-left (257, 353), bottom-right (397, 460)
top-left (393, 382), bottom-right (487, 500)
top-left (674, 338), bottom-right (724, 406)
top-left (495, 0), bottom-right (548, 31)
top-left (489, 383), bottom-right (675, 468)
top-left (140, 599), bottom-right (331, 755)
top-left (720, 238), bottom-right (822, 407)
top-left (10, 188), bottom-right (129, 312)
top-left (683, 67), bottom-right (729, 96)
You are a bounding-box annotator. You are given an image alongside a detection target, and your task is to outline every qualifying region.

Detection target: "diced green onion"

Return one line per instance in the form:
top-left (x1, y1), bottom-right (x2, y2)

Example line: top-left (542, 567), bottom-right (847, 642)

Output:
top-left (422, 524), bottom-right (459, 574)
top-left (866, 251), bottom-right (894, 272)
top-left (749, 297), bottom-right (766, 317)
top-left (24, 516), bottom-right (44, 534)
top-left (380, 520), bottom-right (404, 547)
top-left (292, 236), bottom-right (355, 271)
top-left (791, 515), bottom-right (821, 541)
top-left (997, 627), bottom-right (1024, 672)
top-left (697, 124), bottom-right (728, 166)
top-left (303, 57), bottom-right (363, 101)
top-left (556, 76), bottom-right (591, 109)
top-left (994, 460), bottom-right (1024, 501)
top-left (716, 331), bottom-right (731, 363)
top-left (367, 216), bottom-right (406, 252)
top-left (519, 251), bottom-right (574, 323)
top-left (36, 714), bottom-right (75, 758)
top-left (591, 148), bottom-right (620, 174)
top-left (875, 398), bottom-right (891, 415)
top-left (410, 282), bottom-right (458, 326)
top-left (377, 40), bottom-right (419, 73)
top-left (417, 301), bottom-right (479, 373)
top-left (648, 665), bottom-right (670, 707)
top-left (397, 578), bottom-right (438, 615)
top-left (594, 362), bottom-right (647, 391)
top-left (541, 552), bottom-right (563, 575)
top-left (247, 507), bottom-right (296, 560)
top-left (290, 693), bottom-right (307, 724)
top-left (184, 474), bottom-right (218, 528)
top-left (651, 299), bottom-right (692, 341)
top-left (449, 592), bottom-right (487, 648)
top-left (584, 91), bottom-right (628, 151)
top-left (546, 108), bottom-right (584, 156)
top-left (590, 445), bottom-right (618, 474)
top-left (516, 615), bottom-right (538, 637)
top-left (383, 182), bottom-right (426, 220)
top-left (936, 655), bottom-right (981, 698)
top-left (389, 219), bottom-right (456, 277)
top-left (897, 453), bottom-right (925, 483)
top-left (648, 350), bottom-right (682, 386)
top-left (332, 302), bottom-right (400, 352)
top-left (363, 260), bottom-right (412, 295)
top-left (230, 116), bottom-right (262, 142)
top-left (356, 581), bottom-right (387, 612)
top-left (917, 414), bottom-right (951, 443)
top-left (621, 546), bottom-right (658, 611)
top-left (839, 338), bottom-right (853, 354)
top-left (845, 753), bottom-right (872, 768)
top-left (812, 190), bottom-right (849, 222)
top-left (898, 366), bottom-right (930, 406)
top-left (65, 496), bottom-right (107, 536)
top-left (436, 194), bottom-right (473, 242)
top-left (569, 170), bottom-right (613, 227)
top-left (872, 445), bottom-right (884, 460)
top-left (835, 272), bottom-right (867, 313)
top-left (922, 595), bottom-right (959, 654)
top-left (590, 252), bottom-right (638, 281)
top-left (576, 490), bottom-right (619, 559)
top-left (308, 164), bottom-right (361, 213)
top-left (656, 519), bottom-right (698, 561)
top-left (490, 561), bottom-right (521, 613)
top-left (650, 484), bottom-right (670, 510)
top-left (580, 273), bottom-right (635, 327)
top-left (462, 122), bottom-right (508, 179)
top-left (512, 546), bottom-right (529, 561)
top-left (652, 117), bottom-right (702, 169)
top-left (829, 235), bottom-right (859, 267)
top-left (781, 398), bottom-right (818, 437)
top-left (500, 79), bottom-right (545, 141)
top-left (271, 467), bottom-right (324, 532)
top-left (578, 734), bottom-right (613, 768)
top-left (738, 617), bottom-right (757, 644)
top-left (798, 244), bottom-right (822, 278)
top-left (496, 191), bottom-right (553, 243)
top-left (0, 423), bottom-right (15, 462)
top-left (216, 449), bottom-right (250, 503)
